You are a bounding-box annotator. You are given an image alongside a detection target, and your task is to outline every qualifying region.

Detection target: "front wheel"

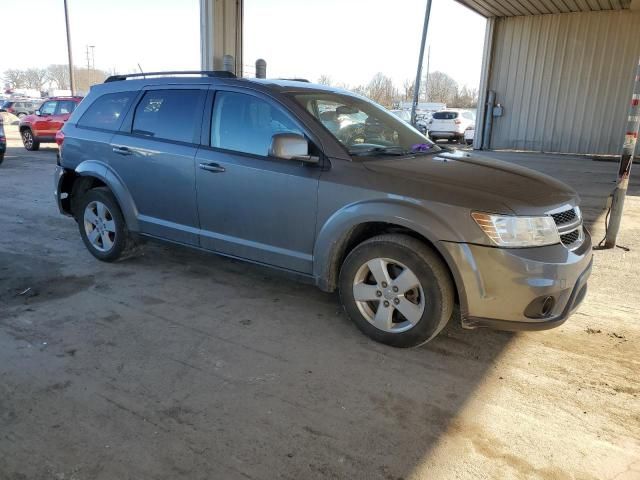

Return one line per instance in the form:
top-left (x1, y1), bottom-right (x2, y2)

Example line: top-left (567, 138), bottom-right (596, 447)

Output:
top-left (21, 129), bottom-right (40, 151)
top-left (339, 234), bottom-right (454, 348)
top-left (77, 188), bottom-right (129, 262)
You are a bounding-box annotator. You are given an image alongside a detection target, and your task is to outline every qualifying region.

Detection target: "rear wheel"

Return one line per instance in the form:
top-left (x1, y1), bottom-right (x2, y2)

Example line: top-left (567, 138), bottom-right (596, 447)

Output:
top-left (21, 128), bottom-right (40, 151)
top-left (339, 234), bottom-right (454, 348)
top-left (77, 188), bottom-right (129, 262)
top-left (0, 152), bottom-right (4, 165)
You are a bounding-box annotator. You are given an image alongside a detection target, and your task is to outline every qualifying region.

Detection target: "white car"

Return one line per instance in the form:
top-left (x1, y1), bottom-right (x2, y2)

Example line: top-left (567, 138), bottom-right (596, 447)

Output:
top-left (464, 124), bottom-right (475, 145)
top-left (428, 109), bottom-right (475, 144)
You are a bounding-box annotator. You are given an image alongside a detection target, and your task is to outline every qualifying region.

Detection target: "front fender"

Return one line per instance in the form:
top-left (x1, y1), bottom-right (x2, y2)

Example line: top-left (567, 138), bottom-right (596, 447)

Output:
top-left (313, 199), bottom-right (467, 304)
top-left (75, 160), bottom-right (140, 232)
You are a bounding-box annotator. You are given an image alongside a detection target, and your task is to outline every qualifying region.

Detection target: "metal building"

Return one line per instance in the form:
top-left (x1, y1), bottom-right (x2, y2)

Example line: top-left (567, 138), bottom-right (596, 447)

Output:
top-left (199, 0), bottom-right (640, 155)
top-left (456, 0), bottom-right (640, 155)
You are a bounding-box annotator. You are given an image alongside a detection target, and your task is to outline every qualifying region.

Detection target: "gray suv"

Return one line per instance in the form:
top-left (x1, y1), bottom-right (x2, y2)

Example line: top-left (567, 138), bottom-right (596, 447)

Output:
top-left (54, 71), bottom-right (592, 347)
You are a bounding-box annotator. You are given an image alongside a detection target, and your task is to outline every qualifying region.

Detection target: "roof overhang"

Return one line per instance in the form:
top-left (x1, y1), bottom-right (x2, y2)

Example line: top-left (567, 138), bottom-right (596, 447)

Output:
top-left (454, 0), bottom-right (635, 18)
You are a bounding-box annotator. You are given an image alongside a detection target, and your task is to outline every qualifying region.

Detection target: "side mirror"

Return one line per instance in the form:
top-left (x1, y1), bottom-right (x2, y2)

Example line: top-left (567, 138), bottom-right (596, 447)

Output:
top-left (269, 132), bottom-right (319, 164)
top-left (35, 110), bottom-right (40, 116)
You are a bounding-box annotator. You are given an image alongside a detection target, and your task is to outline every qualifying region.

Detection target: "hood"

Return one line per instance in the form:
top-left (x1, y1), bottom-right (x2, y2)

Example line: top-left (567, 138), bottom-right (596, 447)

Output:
top-left (362, 149), bottom-right (578, 215)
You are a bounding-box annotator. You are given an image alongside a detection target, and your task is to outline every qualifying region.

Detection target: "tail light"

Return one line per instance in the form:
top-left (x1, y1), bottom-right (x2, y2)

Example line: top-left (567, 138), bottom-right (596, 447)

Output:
top-left (55, 130), bottom-right (65, 146)
top-left (454, 119), bottom-right (461, 125)
top-left (7, 107), bottom-right (14, 113)
top-left (0, 136), bottom-right (6, 143)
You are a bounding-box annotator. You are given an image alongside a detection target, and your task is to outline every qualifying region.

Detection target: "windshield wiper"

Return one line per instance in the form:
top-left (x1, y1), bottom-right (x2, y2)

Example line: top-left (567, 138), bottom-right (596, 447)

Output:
top-left (348, 146), bottom-right (408, 156)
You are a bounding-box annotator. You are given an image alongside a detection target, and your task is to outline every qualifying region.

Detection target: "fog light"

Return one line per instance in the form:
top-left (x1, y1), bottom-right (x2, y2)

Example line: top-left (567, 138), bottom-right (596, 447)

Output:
top-left (524, 296), bottom-right (556, 319)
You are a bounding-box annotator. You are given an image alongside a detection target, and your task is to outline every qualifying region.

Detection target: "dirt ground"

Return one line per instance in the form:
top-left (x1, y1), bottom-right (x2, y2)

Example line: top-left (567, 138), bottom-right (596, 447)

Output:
top-left (0, 124), bottom-right (638, 480)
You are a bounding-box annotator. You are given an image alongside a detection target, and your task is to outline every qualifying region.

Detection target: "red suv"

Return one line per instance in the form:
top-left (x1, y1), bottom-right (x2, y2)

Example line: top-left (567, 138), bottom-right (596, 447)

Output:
top-left (19, 96), bottom-right (83, 151)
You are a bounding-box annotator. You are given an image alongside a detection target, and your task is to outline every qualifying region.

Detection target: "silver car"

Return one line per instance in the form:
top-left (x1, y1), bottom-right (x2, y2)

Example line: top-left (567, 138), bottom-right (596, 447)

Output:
top-left (54, 72), bottom-right (592, 347)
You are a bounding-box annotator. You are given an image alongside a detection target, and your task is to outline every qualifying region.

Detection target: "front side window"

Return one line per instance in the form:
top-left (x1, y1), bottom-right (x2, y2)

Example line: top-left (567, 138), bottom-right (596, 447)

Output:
top-left (211, 91), bottom-right (303, 156)
top-left (40, 101), bottom-right (57, 115)
top-left (56, 100), bottom-right (76, 115)
top-left (291, 92), bottom-right (438, 156)
top-left (132, 90), bottom-right (202, 144)
top-left (78, 92), bottom-right (134, 131)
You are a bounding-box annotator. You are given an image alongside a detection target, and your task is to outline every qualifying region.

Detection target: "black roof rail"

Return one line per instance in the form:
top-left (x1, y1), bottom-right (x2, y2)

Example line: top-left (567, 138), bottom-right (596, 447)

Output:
top-left (277, 78), bottom-right (310, 83)
top-left (104, 70), bottom-right (236, 83)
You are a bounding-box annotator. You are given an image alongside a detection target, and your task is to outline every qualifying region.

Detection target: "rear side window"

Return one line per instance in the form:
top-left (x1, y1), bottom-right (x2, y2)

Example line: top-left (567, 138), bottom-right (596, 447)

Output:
top-left (210, 91), bottom-right (302, 156)
top-left (78, 92), bottom-right (134, 131)
top-left (433, 111), bottom-right (458, 120)
top-left (56, 100), bottom-right (76, 115)
top-left (132, 90), bottom-right (202, 144)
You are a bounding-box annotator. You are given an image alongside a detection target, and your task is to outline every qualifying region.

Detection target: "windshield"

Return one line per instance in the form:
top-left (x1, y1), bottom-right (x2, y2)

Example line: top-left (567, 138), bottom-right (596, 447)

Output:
top-left (290, 92), bottom-right (440, 157)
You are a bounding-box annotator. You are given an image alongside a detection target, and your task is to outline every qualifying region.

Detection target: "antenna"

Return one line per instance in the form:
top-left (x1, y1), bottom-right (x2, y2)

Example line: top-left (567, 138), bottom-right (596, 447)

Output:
top-left (137, 64), bottom-right (145, 78)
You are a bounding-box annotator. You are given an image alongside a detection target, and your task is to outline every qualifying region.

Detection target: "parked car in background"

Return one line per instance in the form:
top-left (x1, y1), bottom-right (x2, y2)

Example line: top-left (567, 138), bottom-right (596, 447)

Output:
top-left (389, 109), bottom-right (428, 135)
top-left (0, 121), bottom-right (6, 165)
top-left (54, 72), bottom-right (591, 348)
top-left (464, 124), bottom-right (475, 145)
top-left (428, 109), bottom-right (475, 143)
top-left (19, 96), bottom-right (83, 151)
top-left (0, 99), bottom-right (42, 118)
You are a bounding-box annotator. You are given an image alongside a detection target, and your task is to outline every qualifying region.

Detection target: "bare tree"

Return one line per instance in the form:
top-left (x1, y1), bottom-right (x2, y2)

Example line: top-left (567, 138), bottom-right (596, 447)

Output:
top-left (23, 68), bottom-right (48, 91)
top-left (366, 73), bottom-right (396, 108)
top-left (74, 68), bottom-right (108, 92)
top-left (453, 86), bottom-right (478, 108)
top-left (423, 71), bottom-right (458, 105)
top-left (402, 79), bottom-right (414, 101)
top-left (317, 74), bottom-right (333, 86)
top-left (47, 64), bottom-right (70, 89)
top-left (4, 69), bottom-right (26, 89)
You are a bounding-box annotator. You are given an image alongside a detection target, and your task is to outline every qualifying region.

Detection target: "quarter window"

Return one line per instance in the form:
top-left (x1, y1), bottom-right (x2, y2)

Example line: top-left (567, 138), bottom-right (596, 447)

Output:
top-left (78, 92), bottom-right (134, 131)
top-left (132, 90), bottom-right (202, 144)
top-left (211, 91), bottom-right (302, 156)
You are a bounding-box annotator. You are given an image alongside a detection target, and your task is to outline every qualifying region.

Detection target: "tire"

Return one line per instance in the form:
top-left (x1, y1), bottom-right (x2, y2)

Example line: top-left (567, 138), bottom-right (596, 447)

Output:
top-left (0, 153), bottom-right (4, 165)
top-left (21, 128), bottom-right (40, 151)
top-left (77, 187), bottom-right (129, 262)
top-left (339, 234), bottom-right (454, 348)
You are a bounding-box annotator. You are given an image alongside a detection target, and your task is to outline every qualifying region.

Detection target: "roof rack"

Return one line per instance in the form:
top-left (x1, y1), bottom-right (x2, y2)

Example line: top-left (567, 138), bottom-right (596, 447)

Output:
top-left (277, 78), bottom-right (310, 83)
top-left (104, 70), bottom-right (236, 83)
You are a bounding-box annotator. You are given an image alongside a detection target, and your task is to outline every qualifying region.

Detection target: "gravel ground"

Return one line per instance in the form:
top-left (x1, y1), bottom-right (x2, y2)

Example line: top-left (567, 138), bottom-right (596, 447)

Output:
top-left (0, 125), bottom-right (638, 480)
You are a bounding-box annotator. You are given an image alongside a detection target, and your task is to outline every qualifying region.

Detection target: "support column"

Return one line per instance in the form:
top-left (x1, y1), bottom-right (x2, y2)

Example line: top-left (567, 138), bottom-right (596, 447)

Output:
top-left (200, 0), bottom-right (243, 76)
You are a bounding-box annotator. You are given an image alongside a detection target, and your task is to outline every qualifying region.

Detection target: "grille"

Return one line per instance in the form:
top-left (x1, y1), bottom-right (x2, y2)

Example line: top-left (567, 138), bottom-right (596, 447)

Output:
top-left (551, 208), bottom-right (577, 225)
top-left (560, 229), bottom-right (580, 246)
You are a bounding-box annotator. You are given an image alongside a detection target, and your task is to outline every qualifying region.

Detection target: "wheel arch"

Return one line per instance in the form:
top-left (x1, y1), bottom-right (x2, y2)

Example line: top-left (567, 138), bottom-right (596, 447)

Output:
top-left (60, 160), bottom-right (140, 231)
top-left (313, 202), bottom-right (468, 315)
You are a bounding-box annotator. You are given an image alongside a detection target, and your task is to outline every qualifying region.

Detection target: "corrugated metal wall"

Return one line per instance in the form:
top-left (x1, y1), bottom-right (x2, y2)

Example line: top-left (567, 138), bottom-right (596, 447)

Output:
top-left (487, 10), bottom-right (640, 155)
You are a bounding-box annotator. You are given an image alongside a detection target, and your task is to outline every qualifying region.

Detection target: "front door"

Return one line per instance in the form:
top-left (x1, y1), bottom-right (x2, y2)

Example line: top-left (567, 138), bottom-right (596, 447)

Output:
top-left (195, 89), bottom-right (321, 274)
top-left (33, 100), bottom-right (58, 137)
top-left (109, 87), bottom-right (206, 245)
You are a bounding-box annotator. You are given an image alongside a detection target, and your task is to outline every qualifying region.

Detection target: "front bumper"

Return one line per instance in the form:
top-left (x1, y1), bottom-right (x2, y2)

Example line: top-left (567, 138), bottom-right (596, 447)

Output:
top-left (441, 232), bottom-right (593, 331)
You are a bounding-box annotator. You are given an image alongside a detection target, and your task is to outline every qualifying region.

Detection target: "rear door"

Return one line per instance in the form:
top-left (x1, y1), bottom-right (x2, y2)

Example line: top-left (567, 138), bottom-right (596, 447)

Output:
top-left (109, 86), bottom-right (206, 245)
top-left (50, 100), bottom-right (77, 132)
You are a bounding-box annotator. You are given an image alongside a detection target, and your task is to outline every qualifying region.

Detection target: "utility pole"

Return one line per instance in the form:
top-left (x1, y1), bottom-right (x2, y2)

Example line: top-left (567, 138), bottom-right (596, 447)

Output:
top-left (411, 0), bottom-right (432, 127)
top-left (424, 45), bottom-right (430, 102)
top-left (63, 0), bottom-right (76, 95)
top-left (90, 45), bottom-right (95, 70)
top-left (604, 57), bottom-right (640, 248)
top-left (86, 45), bottom-right (91, 70)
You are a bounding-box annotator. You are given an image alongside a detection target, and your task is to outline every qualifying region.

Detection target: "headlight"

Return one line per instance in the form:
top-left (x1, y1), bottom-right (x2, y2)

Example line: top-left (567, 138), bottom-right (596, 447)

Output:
top-left (471, 212), bottom-right (560, 247)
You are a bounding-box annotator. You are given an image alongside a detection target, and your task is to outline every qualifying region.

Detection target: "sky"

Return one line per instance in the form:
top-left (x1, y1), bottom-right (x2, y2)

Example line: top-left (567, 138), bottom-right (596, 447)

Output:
top-left (1, 0), bottom-right (486, 90)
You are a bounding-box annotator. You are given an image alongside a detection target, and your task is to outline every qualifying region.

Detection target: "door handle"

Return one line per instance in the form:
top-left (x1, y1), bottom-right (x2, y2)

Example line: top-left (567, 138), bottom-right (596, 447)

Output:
top-left (112, 146), bottom-right (132, 155)
top-left (199, 162), bottom-right (225, 173)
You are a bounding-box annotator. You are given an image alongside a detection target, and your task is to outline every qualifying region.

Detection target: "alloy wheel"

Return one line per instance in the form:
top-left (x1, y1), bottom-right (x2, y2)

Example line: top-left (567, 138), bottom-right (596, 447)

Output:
top-left (83, 201), bottom-right (116, 252)
top-left (352, 257), bottom-right (426, 333)
top-left (22, 131), bottom-right (33, 149)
